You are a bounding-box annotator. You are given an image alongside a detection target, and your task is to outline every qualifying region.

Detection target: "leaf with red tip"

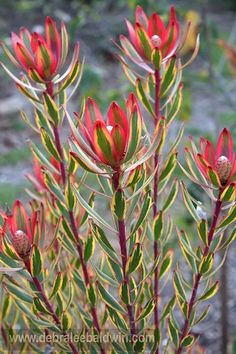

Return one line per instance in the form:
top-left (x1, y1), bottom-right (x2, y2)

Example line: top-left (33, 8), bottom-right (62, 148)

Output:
top-left (19, 28), bottom-right (32, 45)
top-left (207, 166), bottom-right (221, 187)
top-left (12, 201), bottom-right (31, 241)
top-left (93, 121), bottom-right (116, 166)
top-left (124, 106), bottom-right (142, 163)
top-left (58, 60), bottom-right (80, 92)
top-left (216, 128), bottom-right (234, 162)
top-left (28, 68), bottom-right (45, 83)
top-left (14, 42), bottom-right (35, 70)
top-left (136, 24), bottom-right (153, 60)
top-left (107, 102), bottom-right (128, 137)
top-left (85, 98), bottom-right (103, 137)
top-left (125, 19), bottom-right (137, 47)
top-left (111, 124), bottom-right (126, 161)
top-left (35, 41), bottom-right (55, 79)
top-left (119, 35), bottom-right (154, 73)
top-left (0, 40), bottom-right (20, 67)
top-left (147, 13), bottom-right (166, 39)
top-left (135, 5), bottom-right (148, 28)
top-left (45, 16), bottom-right (61, 66)
top-left (60, 22), bottom-right (69, 68)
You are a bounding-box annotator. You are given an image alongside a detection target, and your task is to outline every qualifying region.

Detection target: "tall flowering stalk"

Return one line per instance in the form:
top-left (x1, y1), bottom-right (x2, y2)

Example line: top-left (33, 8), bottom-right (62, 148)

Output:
top-left (0, 7), bottom-right (235, 354)
top-left (117, 5), bottom-right (198, 351)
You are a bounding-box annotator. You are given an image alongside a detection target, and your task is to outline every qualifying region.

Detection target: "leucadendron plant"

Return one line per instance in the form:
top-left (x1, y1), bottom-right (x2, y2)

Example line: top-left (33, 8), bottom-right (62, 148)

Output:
top-left (0, 5), bottom-right (235, 354)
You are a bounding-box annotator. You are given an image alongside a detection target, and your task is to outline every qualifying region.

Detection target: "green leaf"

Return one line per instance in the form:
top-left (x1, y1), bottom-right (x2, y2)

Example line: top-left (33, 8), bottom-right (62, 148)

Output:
top-left (61, 313), bottom-right (72, 331)
top-left (58, 60), bottom-right (81, 93)
top-left (181, 182), bottom-right (200, 222)
top-left (107, 306), bottom-right (129, 333)
top-left (137, 299), bottom-right (155, 321)
top-left (33, 297), bottom-right (51, 315)
top-left (95, 266), bottom-right (118, 287)
top-left (2, 294), bottom-right (11, 320)
top-left (217, 203), bottom-right (236, 229)
top-left (136, 78), bottom-right (155, 117)
top-left (136, 26), bottom-right (152, 60)
top-left (126, 243), bottom-right (143, 274)
top-left (84, 235), bottom-right (95, 262)
top-left (159, 251), bottom-right (173, 279)
top-left (97, 282), bottom-right (126, 315)
top-left (197, 219), bottom-right (208, 246)
top-left (65, 179), bottom-right (75, 211)
top-left (159, 153), bottom-right (177, 184)
top-left (49, 272), bottom-right (63, 299)
top-left (5, 282), bottom-right (32, 304)
top-left (14, 299), bottom-right (59, 331)
top-left (112, 189), bottom-right (126, 221)
top-left (152, 48), bottom-right (162, 69)
top-left (153, 211), bottom-right (163, 242)
top-left (181, 335), bottom-right (194, 347)
top-left (119, 282), bottom-right (130, 305)
top-left (167, 85), bottom-right (183, 124)
top-left (173, 271), bottom-right (187, 301)
top-left (198, 281), bottom-right (219, 301)
top-left (168, 318), bottom-right (179, 348)
top-left (160, 57), bottom-right (176, 97)
top-left (124, 109), bottom-right (142, 163)
top-left (30, 245), bottom-right (42, 277)
top-left (208, 167), bottom-right (221, 187)
top-left (193, 305), bottom-right (210, 325)
top-left (87, 283), bottom-right (97, 306)
top-left (162, 179), bottom-right (179, 212)
top-left (74, 189), bottom-right (117, 234)
top-left (92, 224), bottom-right (121, 266)
top-left (160, 296), bottom-right (175, 321)
top-left (199, 253), bottom-right (214, 275)
top-left (130, 192), bottom-right (152, 236)
top-left (44, 93), bottom-right (59, 125)
top-left (40, 128), bottom-right (61, 162)
top-left (219, 228), bottom-right (236, 250)
top-left (220, 183), bottom-right (236, 202)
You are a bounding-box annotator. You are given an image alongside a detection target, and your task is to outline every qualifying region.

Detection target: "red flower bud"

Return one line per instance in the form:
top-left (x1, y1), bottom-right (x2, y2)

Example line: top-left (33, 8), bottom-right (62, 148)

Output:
top-left (12, 230), bottom-right (31, 260)
top-left (120, 5), bottom-right (184, 68)
top-left (194, 128), bottom-right (236, 188)
top-left (71, 93), bottom-right (143, 169)
top-left (2, 17), bottom-right (79, 84)
top-left (215, 156), bottom-right (232, 185)
top-left (0, 200), bottom-right (38, 258)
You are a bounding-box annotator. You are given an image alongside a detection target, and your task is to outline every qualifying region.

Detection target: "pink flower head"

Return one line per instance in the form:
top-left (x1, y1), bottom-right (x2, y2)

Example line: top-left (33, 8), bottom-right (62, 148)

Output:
top-left (119, 5), bottom-right (186, 70)
top-left (195, 128), bottom-right (236, 188)
top-left (71, 93), bottom-right (143, 169)
top-left (0, 200), bottom-right (38, 259)
top-left (6, 17), bottom-right (79, 83)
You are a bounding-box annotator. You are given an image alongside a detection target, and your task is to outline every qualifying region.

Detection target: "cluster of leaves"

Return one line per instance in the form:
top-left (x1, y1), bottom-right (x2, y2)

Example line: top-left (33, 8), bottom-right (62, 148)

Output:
top-left (0, 5), bottom-right (235, 354)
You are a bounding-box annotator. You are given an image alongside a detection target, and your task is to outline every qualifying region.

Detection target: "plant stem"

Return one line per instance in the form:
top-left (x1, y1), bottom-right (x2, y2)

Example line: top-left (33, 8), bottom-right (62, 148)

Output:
top-left (112, 170), bottom-right (137, 340)
top-left (24, 260), bottom-right (79, 354)
top-left (176, 193), bottom-right (222, 354)
top-left (68, 210), bottom-right (105, 346)
top-left (153, 68), bottom-right (161, 353)
top-left (46, 82), bottom-right (105, 353)
top-left (53, 125), bottom-right (66, 186)
top-left (46, 82), bottom-right (66, 187)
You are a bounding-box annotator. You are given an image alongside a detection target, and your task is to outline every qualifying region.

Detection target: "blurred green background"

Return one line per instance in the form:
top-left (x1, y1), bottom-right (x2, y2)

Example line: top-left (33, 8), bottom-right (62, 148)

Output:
top-left (0, 1), bottom-right (236, 353)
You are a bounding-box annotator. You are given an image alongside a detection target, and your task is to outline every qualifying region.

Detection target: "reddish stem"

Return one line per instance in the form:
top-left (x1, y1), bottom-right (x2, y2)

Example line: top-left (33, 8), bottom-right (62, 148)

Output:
top-left (176, 194), bottom-right (223, 354)
top-left (46, 81), bottom-right (105, 353)
top-left (153, 68), bottom-right (161, 353)
top-left (112, 171), bottom-right (137, 340)
top-left (24, 260), bottom-right (79, 354)
top-left (53, 125), bottom-right (66, 186)
top-left (68, 211), bottom-right (105, 354)
top-left (46, 82), bottom-right (66, 187)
